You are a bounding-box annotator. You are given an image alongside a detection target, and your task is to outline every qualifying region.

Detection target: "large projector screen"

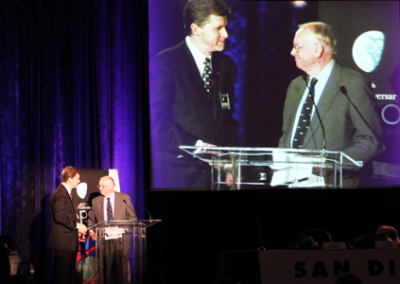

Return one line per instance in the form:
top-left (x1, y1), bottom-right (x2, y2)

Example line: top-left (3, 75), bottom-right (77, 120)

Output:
top-left (149, 0), bottom-right (400, 191)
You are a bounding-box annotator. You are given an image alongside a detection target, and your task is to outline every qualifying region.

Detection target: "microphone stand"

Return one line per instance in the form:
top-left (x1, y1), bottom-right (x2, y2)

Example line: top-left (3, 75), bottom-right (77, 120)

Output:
top-left (127, 193), bottom-right (152, 222)
top-left (340, 86), bottom-right (383, 143)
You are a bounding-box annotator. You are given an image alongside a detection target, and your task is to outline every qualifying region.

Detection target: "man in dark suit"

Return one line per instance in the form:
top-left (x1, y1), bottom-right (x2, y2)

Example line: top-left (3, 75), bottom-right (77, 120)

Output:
top-left (88, 176), bottom-right (137, 284)
top-left (49, 166), bottom-right (87, 284)
top-left (150, 0), bottom-right (238, 189)
top-left (278, 22), bottom-right (384, 188)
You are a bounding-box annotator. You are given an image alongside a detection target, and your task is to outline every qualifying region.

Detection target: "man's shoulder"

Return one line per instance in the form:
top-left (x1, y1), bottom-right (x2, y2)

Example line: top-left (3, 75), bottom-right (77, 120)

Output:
top-left (51, 184), bottom-right (66, 197)
top-left (113, 192), bottom-right (131, 206)
top-left (212, 51), bottom-right (236, 76)
top-left (92, 195), bottom-right (104, 204)
top-left (335, 63), bottom-right (365, 80)
top-left (115, 191), bottom-right (130, 198)
top-left (288, 74), bottom-right (305, 87)
top-left (56, 183), bottom-right (65, 190)
top-left (285, 74), bottom-right (307, 98)
top-left (157, 41), bottom-right (187, 58)
top-left (214, 50), bottom-right (233, 59)
top-left (153, 41), bottom-right (190, 71)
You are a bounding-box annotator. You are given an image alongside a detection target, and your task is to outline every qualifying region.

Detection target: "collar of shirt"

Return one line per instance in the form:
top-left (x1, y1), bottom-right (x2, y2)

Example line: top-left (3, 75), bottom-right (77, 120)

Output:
top-left (103, 191), bottom-right (115, 219)
top-left (185, 36), bottom-right (212, 76)
top-left (312, 59), bottom-right (335, 108)
top-left (62, 182), bottom-right (72, 196)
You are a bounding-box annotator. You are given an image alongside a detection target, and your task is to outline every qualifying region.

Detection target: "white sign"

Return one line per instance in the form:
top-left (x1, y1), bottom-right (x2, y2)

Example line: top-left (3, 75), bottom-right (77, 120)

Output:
top-left (259, 249), bottom-right (400, 284)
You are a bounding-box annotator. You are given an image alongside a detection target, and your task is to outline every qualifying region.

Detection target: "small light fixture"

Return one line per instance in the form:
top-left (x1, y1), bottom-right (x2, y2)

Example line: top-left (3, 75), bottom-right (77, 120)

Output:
top-left (292, 1), bottom-right (307, 8)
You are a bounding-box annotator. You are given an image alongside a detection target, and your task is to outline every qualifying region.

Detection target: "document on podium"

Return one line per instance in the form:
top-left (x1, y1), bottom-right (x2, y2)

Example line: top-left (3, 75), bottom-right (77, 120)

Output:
top-left (104, 227), bottom-right (125, 240)
top-left (269, 151), bottom-right (325, 188)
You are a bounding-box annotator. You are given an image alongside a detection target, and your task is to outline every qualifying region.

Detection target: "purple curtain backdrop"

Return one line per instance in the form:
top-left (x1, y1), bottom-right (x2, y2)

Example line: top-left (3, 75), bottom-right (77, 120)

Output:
top-left (0, 0), bottom-right (148, 283)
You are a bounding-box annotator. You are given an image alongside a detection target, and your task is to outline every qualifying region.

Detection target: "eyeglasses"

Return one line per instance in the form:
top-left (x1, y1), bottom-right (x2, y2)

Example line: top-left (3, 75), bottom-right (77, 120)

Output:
top-left (292, 44), bottom-right (309, 52)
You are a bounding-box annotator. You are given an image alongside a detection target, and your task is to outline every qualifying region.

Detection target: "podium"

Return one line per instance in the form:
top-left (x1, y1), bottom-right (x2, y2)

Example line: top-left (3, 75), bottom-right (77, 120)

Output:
top-left (89, 219), bottom-right (161, 284)
top-left (179, 146), bottom-right (363, 189)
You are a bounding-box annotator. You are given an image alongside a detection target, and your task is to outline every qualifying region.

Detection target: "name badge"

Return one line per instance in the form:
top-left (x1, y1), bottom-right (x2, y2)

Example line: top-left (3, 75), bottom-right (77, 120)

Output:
top-left (219, 92), bottom-right (230, 110)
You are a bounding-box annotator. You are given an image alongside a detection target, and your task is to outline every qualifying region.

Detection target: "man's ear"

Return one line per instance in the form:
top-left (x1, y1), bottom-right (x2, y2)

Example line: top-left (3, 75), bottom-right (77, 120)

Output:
top-left (191, 23), bottom-right (202, 36)
top-left (314, 42), bottom-right (324, 58)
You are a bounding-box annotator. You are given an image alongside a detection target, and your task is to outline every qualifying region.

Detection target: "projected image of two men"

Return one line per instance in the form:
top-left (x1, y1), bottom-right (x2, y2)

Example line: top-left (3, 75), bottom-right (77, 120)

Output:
top-left (149, 0), bottom-right (400, 191)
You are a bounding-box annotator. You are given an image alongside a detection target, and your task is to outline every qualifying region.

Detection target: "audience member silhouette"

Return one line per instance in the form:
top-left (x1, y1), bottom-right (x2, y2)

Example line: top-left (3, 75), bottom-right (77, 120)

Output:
top-left (214, 276), bottom-right (240, 284)
top-left (142, 267), bottom-right (166, 284)
top-left (335, 272), bottom-right (362, 284)
top-left (353, 224), bottom-right (400, 248)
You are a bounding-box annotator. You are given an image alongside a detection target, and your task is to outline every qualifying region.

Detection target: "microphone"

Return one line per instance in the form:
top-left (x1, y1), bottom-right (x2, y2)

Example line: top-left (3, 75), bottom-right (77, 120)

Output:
top-left (339, 86), bottom-right (382, 143)
top-left (123, 199), bottom-right (138, 222)
top-left (302, 74), bottom-right (327, 151)
top-left (127, 193), bottom-right (152, 221)
top-left (338, 225), bottom-right (353, 249)
top-left (257, 218), bottom-right (266, 251)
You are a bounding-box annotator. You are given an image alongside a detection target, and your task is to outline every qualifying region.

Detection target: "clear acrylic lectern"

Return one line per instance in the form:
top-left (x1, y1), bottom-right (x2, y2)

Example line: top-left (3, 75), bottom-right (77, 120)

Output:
top-left (89, 219), bottom-right (161, 284)
top-left (179, 146), bottom-right (363, 190)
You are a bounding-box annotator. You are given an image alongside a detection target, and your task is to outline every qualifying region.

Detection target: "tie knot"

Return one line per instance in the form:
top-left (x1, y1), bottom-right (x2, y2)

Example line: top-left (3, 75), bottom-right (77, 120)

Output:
top-left (204, 57), bottom-right (211, 66)
top-left (310, 77), bottom-right (318, 88)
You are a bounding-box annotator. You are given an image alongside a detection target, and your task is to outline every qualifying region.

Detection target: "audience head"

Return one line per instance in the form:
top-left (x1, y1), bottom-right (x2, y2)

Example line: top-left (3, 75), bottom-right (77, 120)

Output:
top-left (142, 267), bottom-right (165, 284)
top-left (370, 224), bottom-right (400, 243)
top-left (353, 224), bottom-right (400, 248)
top-left (335, 273), bottom-right (362, 284)
top-left (214, 276), bottom-right (240, 284)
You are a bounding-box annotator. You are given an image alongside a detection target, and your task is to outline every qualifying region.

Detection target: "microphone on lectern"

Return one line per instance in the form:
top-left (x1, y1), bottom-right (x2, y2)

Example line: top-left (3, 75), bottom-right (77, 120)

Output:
top-left (126, 193), bottom-right (152, 221)
top-left (339, 86), bottom-right (383, 146)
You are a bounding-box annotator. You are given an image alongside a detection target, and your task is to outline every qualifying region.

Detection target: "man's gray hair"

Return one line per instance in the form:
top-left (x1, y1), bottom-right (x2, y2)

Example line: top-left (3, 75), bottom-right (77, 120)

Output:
top-left (299, 21), bottom-right (337, 53)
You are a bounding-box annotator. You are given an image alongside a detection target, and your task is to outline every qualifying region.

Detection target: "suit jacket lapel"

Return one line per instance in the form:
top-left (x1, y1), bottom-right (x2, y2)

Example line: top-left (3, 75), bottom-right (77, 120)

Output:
top-left (286, 80), bottom-right (307, 147)
top-left (97, 196), bottom-right (105, 223)
top-left (212, 53), bottom-right (221, 121)
top-left (291, 82), bottom-right (307, 129)
top-left (114, 192), bottom-right (121, 220)
top-left (180, 41), bottom-right (210, 107)
top-left (211, 52), bottom-right (233, 123)
top-left (62, 185), bottom-right (77, 217)
top-left (182, 41), bottom-right (227, 113)
top-left (114, 192), bottom-right (128, 220)
top-left (304, 63), bottom-right (341, 147)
